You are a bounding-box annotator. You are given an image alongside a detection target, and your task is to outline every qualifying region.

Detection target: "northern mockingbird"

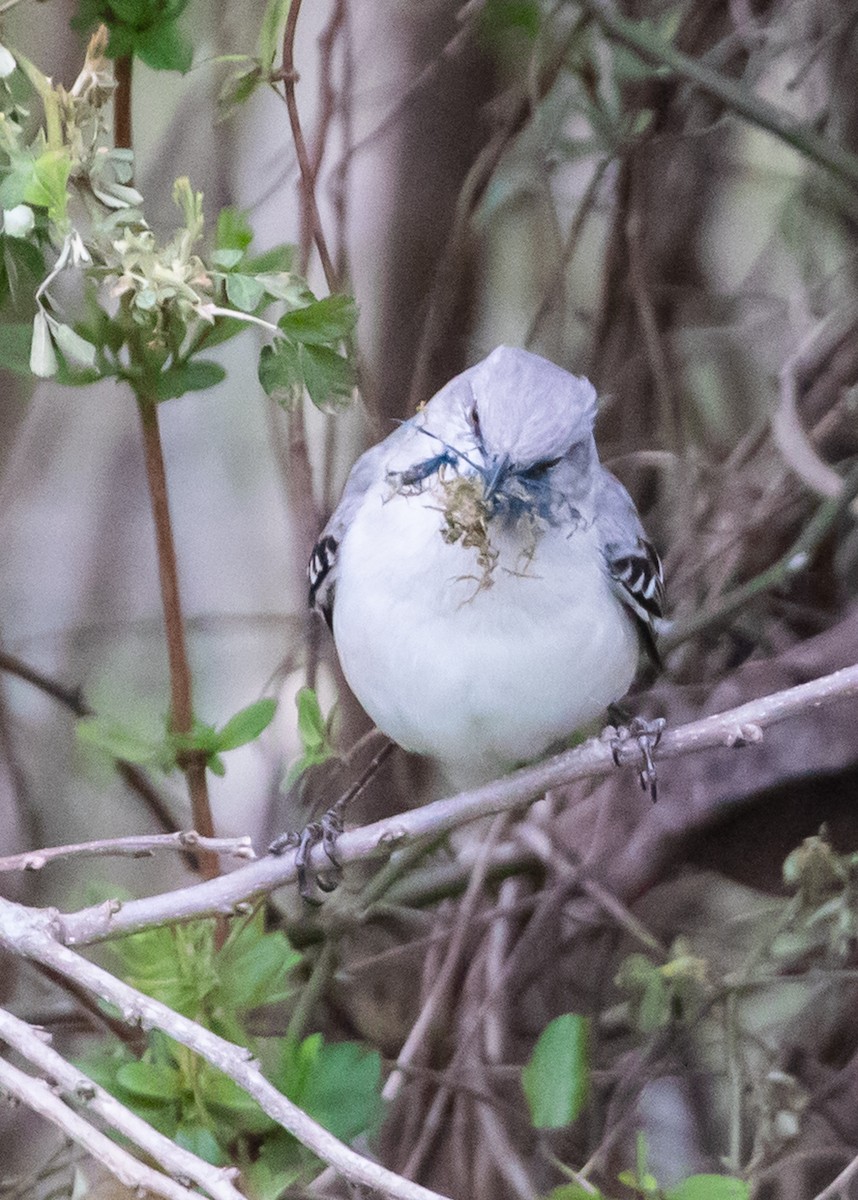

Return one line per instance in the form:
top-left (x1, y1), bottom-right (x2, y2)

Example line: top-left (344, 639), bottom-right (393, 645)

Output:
top-left (309, 346), bottom-right (664, 791)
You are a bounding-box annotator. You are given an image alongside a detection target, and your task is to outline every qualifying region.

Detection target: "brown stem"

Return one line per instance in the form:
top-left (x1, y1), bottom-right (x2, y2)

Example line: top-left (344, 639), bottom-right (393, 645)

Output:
top-left (111, 53), bottom-right (218, 881)
top-left (281, 0), bottom-right (337, 288)
top-left (137, 401), bottom-right (218, 880)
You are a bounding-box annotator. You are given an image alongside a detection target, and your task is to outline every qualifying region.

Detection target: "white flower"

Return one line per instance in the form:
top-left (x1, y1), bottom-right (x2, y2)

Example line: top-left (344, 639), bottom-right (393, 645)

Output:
top-left (0, 44), bottom-right (16, 79)
top-left (3, 204), bottom-right (34, 238)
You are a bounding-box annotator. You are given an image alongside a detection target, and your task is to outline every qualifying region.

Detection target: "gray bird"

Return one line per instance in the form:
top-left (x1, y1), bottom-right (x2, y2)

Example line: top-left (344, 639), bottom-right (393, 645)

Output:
top-left (309, 346), bottom-right (664, 790)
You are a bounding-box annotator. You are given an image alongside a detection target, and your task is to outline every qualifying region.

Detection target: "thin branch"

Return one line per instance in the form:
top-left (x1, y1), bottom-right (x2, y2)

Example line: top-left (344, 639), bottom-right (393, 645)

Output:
top-left (0, 832), bottom-right (255, 873)
top-left (0, 900), bottom-right (452, 1200)
top-left (771, 308), bottom-right (858, 512)
top-left (279, 0), bottom-right (337, 289)
top-left (0, 1008), bottom-right (244, 1200)
top-left (0, 1056), bottom-right (198, 1200)
top-left (0, 649), bottom-right (178, 832)
top-left (55, 658), bottom-right (858, 947)
top-left (409, 17), bottom-right (588, 407)
top-left (580, 0), bottom-right (858, 208)
top-left (811, 1153), bottom-right (858, 1200)
top-left (661, 460), bottom-right (858, 651)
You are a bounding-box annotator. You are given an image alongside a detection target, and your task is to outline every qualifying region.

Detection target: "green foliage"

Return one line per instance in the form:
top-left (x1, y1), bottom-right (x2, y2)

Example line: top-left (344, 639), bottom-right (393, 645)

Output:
top-left (77, 698), bottom-right (277, 777)
top-left (259, 294), bottom-right (358, 411)
top-left (285, 687), bottom-right (337, 786)
top-left (522, 1013), bottom-right (589, 1129)
top-left (79, 911), bottom-right (383, 1193)
top-left (72, 0), bottom-right (194, 73)
top-left (615, 938), bottom-right (708, 1032)
top-left (217, 0), bottom-right (292, 119)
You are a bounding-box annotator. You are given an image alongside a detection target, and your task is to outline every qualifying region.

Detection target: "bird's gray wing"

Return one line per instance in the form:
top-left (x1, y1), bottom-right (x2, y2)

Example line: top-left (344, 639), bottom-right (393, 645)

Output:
top-left (594, 468), bottom-right (665, 662)
top-left (309, 424), bottom-right (412, 628)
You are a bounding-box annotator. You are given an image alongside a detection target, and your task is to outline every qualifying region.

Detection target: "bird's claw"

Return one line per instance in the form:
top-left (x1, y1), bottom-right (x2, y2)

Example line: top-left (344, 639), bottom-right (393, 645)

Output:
top-left (609, 716), bottom-right (666, 803)
top-left (268, 806), bottom-right (345, 904)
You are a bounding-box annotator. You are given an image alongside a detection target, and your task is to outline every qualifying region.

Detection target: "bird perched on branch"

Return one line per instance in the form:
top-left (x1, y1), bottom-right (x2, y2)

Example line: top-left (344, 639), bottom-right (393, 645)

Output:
top-left (309, 345), bottom-right (664, 792)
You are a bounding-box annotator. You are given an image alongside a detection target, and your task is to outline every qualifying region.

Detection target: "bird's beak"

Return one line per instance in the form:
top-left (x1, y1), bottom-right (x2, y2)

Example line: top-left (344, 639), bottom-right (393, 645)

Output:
top-left (483, 454), bottom-right (511, 502)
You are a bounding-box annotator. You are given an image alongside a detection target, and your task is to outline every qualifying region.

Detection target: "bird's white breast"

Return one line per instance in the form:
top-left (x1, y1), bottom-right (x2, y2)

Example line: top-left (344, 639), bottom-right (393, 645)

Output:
top-left (333, 476), bottom-right (639, 788)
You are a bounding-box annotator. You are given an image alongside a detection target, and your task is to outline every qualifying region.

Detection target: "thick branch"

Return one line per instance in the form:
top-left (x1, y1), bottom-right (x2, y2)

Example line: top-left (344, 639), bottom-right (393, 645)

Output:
top-left (0, 900), bottom-right (450, 1200)
top-left (55, 660), bottom-right (858, 946)
top-left (0, 1056), bottom-right (196, 1200)
top-left (0, 1008), bottom-right (243, 1200)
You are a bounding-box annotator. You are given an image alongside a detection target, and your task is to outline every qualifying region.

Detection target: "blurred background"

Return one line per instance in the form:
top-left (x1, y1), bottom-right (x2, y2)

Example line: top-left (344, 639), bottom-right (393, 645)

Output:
top-left (3, 1), bottom-right (858, 1197)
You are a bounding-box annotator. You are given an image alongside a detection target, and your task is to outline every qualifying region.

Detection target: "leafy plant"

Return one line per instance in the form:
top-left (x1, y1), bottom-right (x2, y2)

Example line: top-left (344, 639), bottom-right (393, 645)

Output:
top-left (80, 910), bottom-right (383, 1195)
top-left (77, 698), bottom-right (277, 777)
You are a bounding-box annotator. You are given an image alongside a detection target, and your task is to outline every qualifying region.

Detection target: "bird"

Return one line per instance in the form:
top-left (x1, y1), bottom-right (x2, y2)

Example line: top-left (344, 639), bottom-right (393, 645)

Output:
top-left (308, 345), bottom-right (664, 793)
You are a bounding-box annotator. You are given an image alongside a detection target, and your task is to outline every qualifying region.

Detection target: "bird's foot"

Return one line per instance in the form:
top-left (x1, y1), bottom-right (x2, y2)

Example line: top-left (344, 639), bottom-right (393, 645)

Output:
top-left (268, 806), bottom-right (344, 904)
top-left (605, 714), bottom-right (666, 803)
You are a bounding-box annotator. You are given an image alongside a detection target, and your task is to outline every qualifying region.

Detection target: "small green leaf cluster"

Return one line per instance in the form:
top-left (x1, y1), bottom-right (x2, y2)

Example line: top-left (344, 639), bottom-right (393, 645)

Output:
top-left (258, 293), bottom-right (358, 412)
top-left (79, 910), bottom-right (383, 1196)
top-left (285, 687), bottom-right (338, 786)
top-left (541, 1132), bottom-right (749, 1200)
top-left (774, 828), bottom-right (858, 961)
top-left (72, 0), bottom-right (194, 73)
top-left (77, 698), bottom-right (277, 777)
top-left (614, 937), bottom-right (709, 1032)
top-left (217, 0), bottom-right (292, 119)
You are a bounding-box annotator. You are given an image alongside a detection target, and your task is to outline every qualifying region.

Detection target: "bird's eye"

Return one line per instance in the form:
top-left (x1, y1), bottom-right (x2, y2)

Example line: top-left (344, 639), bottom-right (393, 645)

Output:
top-left (524, 456), bottom-right (561, 479)
top-left (469, 404), bottom-right (481, 436)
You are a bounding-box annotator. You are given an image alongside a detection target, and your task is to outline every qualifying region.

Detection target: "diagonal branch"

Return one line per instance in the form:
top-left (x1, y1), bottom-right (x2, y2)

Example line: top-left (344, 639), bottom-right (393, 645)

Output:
top-left (0, 1007), bottom-right (244, 1200)
top-left (0, 898), bottom-right (451, 1200)
top-left (54, 659), bottom-right (858, 947)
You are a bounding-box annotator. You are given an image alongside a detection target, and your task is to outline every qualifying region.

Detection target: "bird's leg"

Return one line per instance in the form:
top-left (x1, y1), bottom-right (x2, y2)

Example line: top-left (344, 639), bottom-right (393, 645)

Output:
top-left (605, 705), bottom-right (666, 803)
top-left (268, 740), bottom-right (395, 902)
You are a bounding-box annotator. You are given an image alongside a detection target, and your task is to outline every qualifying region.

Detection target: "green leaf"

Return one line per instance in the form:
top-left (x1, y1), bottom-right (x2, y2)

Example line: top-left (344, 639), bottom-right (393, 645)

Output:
top-left (225, 271), bottom-right (265, 312)
top-left (134, 19), bottom-right (193, 72)
top-left (76, 717), bottom-right (169, 767)
top-left (115, 1060), bottom-right (183, 1101)
top-left (259, 0), bottom-right (291, 71)
top-left (258, 338), bottom-right (302, 408)
top-left (218, 910), bottom-right (302, 1011)
top-left (216, 698), bottom-right (277, 751)
top-left (278, 294), bottom-right (357, 345)
top-left (301, 342), bottom-right (354, 410)
top-left (215, 205), bottom-right (254, 253)
top-left (0, 322), bottom-right (38, 376)
top-left (522, 1013), bottom-right (589, 1129)
top-left (174, 1123), bottom-right (226, 1165)
top-left (244, 244), bottom-right (294, 274)
top-left (205, 1070), bottom-right (276, 1134)
top-left (23, 150), bottom-right (71, 224)
top-left (296, 687), bottom-right (327, 749)
top-left (544, 1187), bottom-right (604, 1200)
top-left (666, 1176), bottom-right (750, 1200)
top-left (284, 1040), bottom-right (383, 1143)
top-left (210, 248), bottom-right (244, 270)
top-left (153, 359), bottom-right (226, 401)
top-left (218, 63), bottom-right (264, 118)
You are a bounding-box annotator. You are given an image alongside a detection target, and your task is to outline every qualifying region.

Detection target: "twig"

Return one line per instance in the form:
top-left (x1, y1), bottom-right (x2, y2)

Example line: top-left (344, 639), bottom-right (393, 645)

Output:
top-left (661, 460), bottom-right (858, 651)
top-left (408, 17), bottom-right (587, 407)
top-left (580, 0), bottom-right (858, 207)
top-left (811, 1153), bottom-right (858, 1200)
top-left (525, 157), bottom-right (610, 349)
top-left (0, 649), bottom-right (178, 833)
top-left (772, 308), bottom-right (858, 513)
top-left (53, 658), bottom-right (858, 946)
top-left (0, 899), bottom-right (451, 1200)
top-left (0, 1056), bottom-right (197, 1200)
top-left (383, 813), bottom-right (509, 1103)
top-left (0, 1008), bottom-right (244, 1200)
top-left (0, 832), bottom-right (255, 873)
top-left (279, 0), bottom-right (337, 289)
